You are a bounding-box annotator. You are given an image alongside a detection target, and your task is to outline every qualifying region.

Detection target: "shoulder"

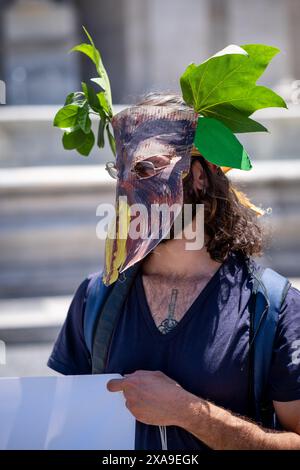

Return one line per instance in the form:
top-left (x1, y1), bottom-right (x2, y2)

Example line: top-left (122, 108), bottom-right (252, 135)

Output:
top-left (71, 271), bottom-right (105, 308)
top-left (68, 270), bottom-right (107, 337)
top-left (47, 271), bottom-right (103, 375)
top-left (268, 283), bottom-right (300, 401)
top-left (281, 283), bottom-right (300, 304)
top-left (244, 258), bottom-right (300, 331)
top-left (279, 283), bottom-right (300, 320)
top-left (82, 271), bottom-right (104, 295)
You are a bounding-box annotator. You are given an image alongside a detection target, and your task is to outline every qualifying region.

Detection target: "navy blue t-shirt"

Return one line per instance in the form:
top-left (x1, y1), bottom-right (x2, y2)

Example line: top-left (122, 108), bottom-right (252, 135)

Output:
top-left (48, 254), bottom-right (300, 450)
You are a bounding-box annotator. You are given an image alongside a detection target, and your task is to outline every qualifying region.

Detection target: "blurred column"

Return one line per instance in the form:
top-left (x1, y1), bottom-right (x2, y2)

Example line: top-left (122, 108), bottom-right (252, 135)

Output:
top-left (207, 0), bottom-right (229, 53)
top-left (74, 0), bottom-right (128, 103)
top-left (227, 0), bottom-right (291, 85)
top-left (0, 5), bottom-right (4, 80)
top-left (0, 0), bottom-right (13, 82)
top-left (286, 0), bottom-right (300, 80)
top-left (125, 0), bottom-right (211, 97)
top-left (123, 0), bottom-right (151, 101)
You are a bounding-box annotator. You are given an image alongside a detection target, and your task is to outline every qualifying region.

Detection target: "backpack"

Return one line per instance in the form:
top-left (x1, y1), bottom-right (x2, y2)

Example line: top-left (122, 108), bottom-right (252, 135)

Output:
top-left (83, 261), bottom-right (291, 428)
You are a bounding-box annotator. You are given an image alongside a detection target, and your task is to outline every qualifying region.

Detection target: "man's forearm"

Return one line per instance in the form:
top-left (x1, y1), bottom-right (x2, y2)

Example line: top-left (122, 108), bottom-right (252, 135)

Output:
top-left (177, 391), bottom-right (300, 450)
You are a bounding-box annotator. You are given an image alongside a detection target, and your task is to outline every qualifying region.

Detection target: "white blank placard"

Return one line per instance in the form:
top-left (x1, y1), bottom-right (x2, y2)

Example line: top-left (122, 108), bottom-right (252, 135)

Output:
top-left (0, 374), bottom-right (135, 450)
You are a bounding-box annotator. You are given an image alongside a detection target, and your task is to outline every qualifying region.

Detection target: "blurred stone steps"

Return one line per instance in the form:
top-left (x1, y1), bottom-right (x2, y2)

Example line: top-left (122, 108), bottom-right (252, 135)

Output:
top-left (0, 295), bottom-right (70, 343)
top-left (1, 161), bottom-right (300, 298)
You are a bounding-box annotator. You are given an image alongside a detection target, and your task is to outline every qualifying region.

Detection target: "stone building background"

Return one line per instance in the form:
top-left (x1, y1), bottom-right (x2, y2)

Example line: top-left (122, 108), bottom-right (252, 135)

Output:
top-left (1, 0), bottom-right (300, 105)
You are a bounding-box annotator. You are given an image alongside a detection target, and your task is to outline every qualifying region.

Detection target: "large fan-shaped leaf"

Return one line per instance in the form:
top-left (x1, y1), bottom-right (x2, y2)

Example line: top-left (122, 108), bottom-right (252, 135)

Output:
top-left (180, 44), bottom-right (287, 133)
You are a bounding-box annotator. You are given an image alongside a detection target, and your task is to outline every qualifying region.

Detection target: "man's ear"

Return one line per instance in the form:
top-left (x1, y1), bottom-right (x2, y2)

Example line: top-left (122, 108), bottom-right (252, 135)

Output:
top-left (191, 160), bottom-right (207, 192)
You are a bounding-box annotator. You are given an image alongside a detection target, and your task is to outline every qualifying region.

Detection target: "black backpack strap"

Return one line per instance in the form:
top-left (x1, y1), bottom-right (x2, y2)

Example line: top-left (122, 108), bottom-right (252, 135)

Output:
top-left (249, 266), bottom-right (291, 426)
top-left (91, 263), bottom-right (141, 374)
top-left (83, 273), bottom-right (114, 355)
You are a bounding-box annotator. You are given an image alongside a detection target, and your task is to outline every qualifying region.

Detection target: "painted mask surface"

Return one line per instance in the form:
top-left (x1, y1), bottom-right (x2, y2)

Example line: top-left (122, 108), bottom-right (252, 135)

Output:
top-left (103, 105), bottom-right (198, 285)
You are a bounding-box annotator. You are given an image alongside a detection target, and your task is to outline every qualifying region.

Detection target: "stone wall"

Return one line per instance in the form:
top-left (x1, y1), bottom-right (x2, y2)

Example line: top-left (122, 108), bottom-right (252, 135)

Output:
top-left (1, 160), bottom-right (300, 298)
top-left (0, 105), bottom-right (299, 168)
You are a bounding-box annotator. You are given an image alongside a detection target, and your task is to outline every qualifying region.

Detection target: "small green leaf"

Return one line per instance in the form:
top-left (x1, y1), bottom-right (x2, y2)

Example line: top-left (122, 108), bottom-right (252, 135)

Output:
top-left (81, 81), bottom-right (100, 112)
top-left (64, 92), bottom-right (75, 106)
top-left (91, 76), bottom-right (106, 91)
top-left (70, 43), bottom-right (100, 69)
top-left (77, 105), bottom-right (91, 134)
top-left (97, 91), bottom-right (111, 116)
top-left (81, 82), bottom-right (88, 96)
top-left (82, 26), bottom-right (96, 49)
top-left (64, 91), bottom-right (85, 106)
top-left (62, 129), bottom-right (87, 150)
top-left (194, 117), bottom-right (252, 170)
top-left (91, 78), bottom-right (113, 118)
top-left (179, 63), bottom-right (197, 108)
top-left (54, 105), bottom-right (79, 128)
top-left (77, 130), bottom-right (95, 156)
top-left (97, 119), bottom-right (106, 148)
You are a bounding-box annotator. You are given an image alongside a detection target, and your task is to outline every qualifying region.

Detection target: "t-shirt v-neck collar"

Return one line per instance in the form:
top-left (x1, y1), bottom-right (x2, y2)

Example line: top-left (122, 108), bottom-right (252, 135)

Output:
top-left (135, 260), bottom-right (226, 341)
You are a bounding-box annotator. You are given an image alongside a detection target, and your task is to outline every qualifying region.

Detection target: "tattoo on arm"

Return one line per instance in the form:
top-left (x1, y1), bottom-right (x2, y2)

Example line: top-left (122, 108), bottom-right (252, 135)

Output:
top-left (158, 288), bottom-right (179, 334)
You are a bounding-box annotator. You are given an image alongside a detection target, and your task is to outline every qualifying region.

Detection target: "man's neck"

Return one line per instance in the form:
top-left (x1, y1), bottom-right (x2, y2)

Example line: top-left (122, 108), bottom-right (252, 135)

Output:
top-left (142, 237), bottom-right (222, 280)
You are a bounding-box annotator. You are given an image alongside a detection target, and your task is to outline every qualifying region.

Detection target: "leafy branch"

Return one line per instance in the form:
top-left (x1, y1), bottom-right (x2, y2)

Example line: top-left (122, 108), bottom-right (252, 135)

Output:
top-left (53, 26), bottom-right (115, 157)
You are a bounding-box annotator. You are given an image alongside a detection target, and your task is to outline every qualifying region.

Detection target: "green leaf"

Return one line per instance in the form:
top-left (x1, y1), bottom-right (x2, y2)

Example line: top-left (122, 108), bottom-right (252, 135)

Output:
top-left (97, 119), bottom-right (106, 148)
top-left (64, 91), bottom-right (85, 106)
top-left (82, 26), bottom-right (113, 111)
top-left (81, 81), bottom-right (100, 113)
top-left (64, 92), bottom-right (75, 106)
top-left (106, 123), bottom-right (116, 156)
top-left (240, 44), bottom-right (280, 81)
top-left (98, 91), bottom-right (111, 116)
top-left (82, 26), bottom-right (98, 55)
top-left (180, 44), bottom-right (287, 133)
top-left (62, 129), bottom-right (87, 150)
top-left (90, 76), bottom-right (106, 91)
top-left (180, 46), bottom-right (249, 109)
top-left (77, 130), bottom-right (95, 156)
top-left (70, 43), bottom-right (100, 69)
top-left (205, 104), bottom-right (267, 133)
top-left (77, 105), bottom-right (91, 134)
top-left (53, 105), bottom-right (79, 128)
top-left (232, 85), bottom-right (287, 116)
top-left (194, 117), bottom-right (252, 170)
top-left (91, 79), bottom-right (113, 118)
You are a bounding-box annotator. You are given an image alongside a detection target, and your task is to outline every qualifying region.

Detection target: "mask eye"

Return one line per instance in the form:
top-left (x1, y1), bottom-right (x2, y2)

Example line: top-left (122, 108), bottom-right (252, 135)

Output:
top-left (134, 160), bottom-right (156, 179)
top-left (133, 155), bottom-right (172, 180)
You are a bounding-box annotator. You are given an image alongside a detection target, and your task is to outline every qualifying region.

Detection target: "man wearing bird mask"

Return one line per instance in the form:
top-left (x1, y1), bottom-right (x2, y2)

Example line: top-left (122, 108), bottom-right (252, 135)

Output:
top-left (49, 34), bottom-right (300, 450)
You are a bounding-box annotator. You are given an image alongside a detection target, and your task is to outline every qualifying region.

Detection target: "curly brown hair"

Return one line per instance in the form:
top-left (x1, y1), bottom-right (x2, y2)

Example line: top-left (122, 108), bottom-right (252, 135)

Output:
top-left (137, 92), bottom-right (264, 261)
top-left (183, 155), bottom-right (264, 262)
